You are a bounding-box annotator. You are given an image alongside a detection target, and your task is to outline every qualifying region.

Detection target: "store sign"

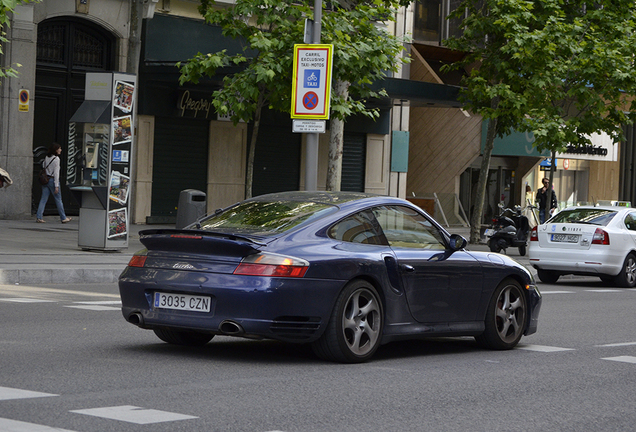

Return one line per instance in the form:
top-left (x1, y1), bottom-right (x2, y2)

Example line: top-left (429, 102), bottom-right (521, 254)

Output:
top-left (177, 90), bottom-right (213, 119)
top-left (482, 120), bottom-right (619, 162)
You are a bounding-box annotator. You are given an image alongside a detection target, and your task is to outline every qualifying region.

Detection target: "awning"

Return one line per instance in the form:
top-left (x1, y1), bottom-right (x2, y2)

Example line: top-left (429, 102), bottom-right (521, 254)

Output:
top-left (69, 100), bottom-right (111, 124)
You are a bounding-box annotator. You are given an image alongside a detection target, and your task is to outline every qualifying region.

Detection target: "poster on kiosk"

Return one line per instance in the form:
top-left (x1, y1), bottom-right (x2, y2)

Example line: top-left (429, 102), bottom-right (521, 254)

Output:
top-left (67, 72), bottom-right (136, 251)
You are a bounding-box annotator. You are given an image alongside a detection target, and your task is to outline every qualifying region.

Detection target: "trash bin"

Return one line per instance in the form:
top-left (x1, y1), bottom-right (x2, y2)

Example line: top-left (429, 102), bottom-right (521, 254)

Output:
top-left (176, 189), bottom-right (207, 229)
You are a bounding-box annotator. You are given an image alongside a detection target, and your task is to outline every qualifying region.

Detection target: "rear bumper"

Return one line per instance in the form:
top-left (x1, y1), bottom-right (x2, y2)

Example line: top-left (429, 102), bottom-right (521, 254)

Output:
top-left (528, 247), bottom-right (624, 276)
top-left (119, 267), bottom-right (345, 343)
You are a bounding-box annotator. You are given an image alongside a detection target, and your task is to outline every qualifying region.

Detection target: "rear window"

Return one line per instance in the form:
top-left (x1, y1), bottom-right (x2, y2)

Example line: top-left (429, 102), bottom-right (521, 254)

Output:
top-left (550, 209), bottom-right (617, 226)
top-left (198, 200), bottom-right (337, 236)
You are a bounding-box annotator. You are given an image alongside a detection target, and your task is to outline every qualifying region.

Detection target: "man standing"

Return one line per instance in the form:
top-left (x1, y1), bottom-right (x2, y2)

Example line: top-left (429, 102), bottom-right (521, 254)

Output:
top-left (536, 177), bottom-right (557, 223)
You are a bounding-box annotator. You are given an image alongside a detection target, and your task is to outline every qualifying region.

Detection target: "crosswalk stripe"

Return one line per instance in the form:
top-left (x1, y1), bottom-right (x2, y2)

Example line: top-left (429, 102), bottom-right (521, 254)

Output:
top-left (518, 344), bottom-right (575, 352)
top-left (64, 305), bottom-right (120, 311)
top-left (0, 298), bottom-right (56, 303)
top-left (0, 418), bottom-right (77, 432)
top-left (70, 405), bottom-right (198, 424)
top-left (602, 356), bottom-right (636, 364)
top-left (596, 341), bottom-right (636, 347)
top-left (0, 387), bottom-right (57, 401)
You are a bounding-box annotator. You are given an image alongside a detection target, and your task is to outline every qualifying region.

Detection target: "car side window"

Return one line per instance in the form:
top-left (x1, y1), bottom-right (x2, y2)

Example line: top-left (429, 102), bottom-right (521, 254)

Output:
top-left (625, 213), bottom-right (636, 231)
top-left (328, 211), bottom-right (388, 245)
top-left (372, 205), bottom-right (446, 250)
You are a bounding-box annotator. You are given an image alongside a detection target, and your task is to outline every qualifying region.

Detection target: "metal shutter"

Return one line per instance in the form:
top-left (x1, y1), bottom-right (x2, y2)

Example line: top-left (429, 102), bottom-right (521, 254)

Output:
top-left (252, 124), bottom-right (301, 197)
top-left (341, 132), bottom-right (366, 192)
top-left (150, 117), bottom-right (209, 222)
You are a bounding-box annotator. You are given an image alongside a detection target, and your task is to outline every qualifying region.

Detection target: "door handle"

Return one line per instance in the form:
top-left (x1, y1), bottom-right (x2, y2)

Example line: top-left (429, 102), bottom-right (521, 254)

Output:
top-left (401, 264), bottom-right (415, 272)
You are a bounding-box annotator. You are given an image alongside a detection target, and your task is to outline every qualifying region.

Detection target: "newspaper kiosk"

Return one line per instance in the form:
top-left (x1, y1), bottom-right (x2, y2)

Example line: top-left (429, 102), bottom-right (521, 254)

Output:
top-left (67, 72), bottom-right (136, 251)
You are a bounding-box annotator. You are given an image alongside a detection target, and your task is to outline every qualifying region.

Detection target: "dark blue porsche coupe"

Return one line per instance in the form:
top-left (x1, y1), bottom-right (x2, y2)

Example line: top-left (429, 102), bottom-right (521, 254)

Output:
top-left (119, 191), bottom-right (542, 363)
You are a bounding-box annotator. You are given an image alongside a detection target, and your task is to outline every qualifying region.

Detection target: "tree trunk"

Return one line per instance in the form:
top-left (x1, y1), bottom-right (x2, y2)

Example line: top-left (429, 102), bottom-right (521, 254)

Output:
top-left (469, 99), bottom-right (500, 244)
top-left (326, 80), bottom-right (349, 191)
top-left (245, 92), bottom-right (264, 199)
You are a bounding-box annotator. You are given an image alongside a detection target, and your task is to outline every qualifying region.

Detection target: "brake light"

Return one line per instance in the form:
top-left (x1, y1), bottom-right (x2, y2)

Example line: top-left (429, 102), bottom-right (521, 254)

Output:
top-left (591, 228), bottom-right (610, 245)
top-left (233, 253), bottom-right (309, 278)
top-left (530, 226), bottom-right (538, 241)
top-left (128, 255), bottom-right (148, 268)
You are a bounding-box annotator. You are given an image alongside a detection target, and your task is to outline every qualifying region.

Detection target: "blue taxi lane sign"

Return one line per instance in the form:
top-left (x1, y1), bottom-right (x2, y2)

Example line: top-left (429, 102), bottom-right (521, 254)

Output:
top-left (291, 44), bottom-right (333, 120)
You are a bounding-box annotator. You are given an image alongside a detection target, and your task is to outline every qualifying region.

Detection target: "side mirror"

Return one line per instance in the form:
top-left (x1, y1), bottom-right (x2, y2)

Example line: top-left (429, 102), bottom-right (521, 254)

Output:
top-left (449, 234), bottom-right (467, 251)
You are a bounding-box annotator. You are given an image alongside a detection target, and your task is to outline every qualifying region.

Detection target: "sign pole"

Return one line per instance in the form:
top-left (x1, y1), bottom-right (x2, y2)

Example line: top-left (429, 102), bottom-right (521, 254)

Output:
top-left (304, 0), bottom-right (322, 191)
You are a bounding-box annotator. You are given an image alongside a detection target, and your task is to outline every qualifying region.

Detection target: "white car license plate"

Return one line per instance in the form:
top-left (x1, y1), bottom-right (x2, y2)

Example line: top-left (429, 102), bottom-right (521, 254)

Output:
top-left (154, 292), bottom-right (211, 312)
top-left (551, 233), bottom-right (579, 243)
top-left (484, 228), bottom-right (496, 236)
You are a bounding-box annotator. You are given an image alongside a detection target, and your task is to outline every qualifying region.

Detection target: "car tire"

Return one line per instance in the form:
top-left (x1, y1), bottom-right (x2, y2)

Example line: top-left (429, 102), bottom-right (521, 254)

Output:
top-left (518, 245), bottom-right (526, 256)
top-left (537, 269), bottom-right (559, 284)
top-left (475, 278), bottom-right (527, 350)
top-left (153, 328), bottom-right (214, 346)
top-left (311, 280), bottom-right (383, 363)
top-left (613, 253), bottom-right (636, 288)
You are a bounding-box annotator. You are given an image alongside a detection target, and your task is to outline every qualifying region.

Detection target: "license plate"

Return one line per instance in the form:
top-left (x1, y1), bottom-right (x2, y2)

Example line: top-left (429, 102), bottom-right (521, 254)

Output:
top-left (484, 228), bottom-right (496, 236)
top-left (154, 292), bottom-right (211, 312)
top-left (551, 234), bottom-right (579, 243)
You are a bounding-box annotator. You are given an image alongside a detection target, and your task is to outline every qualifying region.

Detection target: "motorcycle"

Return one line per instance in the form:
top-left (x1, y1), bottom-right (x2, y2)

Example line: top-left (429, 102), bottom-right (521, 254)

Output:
top-left (484, 203), bottom-right (531, 256)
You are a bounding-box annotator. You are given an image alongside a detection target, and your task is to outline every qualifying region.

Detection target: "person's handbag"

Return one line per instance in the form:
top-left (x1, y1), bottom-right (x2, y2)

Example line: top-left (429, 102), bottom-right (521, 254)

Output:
top-left (38, 157), bottom-right (54, 185)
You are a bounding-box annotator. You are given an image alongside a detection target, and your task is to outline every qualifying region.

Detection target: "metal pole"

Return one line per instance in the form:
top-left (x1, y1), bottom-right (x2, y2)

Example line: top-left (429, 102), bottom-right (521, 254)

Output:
top-left (304, 0), bottom-right (322, 191)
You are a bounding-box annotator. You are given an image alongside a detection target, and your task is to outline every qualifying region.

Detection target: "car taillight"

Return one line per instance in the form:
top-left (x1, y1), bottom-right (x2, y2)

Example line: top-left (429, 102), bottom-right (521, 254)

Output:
top-left (530, 226), bottom-right (538, 241)
top-left (233, 253), bottom-right (309, 278)
top-left (128, 255), bottom-right (148, 268)
top-left (591, 228), bottom-right (610, 245)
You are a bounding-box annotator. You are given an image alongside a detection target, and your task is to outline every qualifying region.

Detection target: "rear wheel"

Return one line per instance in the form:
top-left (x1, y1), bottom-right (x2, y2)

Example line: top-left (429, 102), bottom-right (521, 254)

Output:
top-left (475, 279), bottom-right (527, 350)
top-left (312, 280), bottom-right (383, 363)
top-left (613, 253), bottom-right (636, 288)
top-left (537, 269), bottom-right (559, 284)
top-left (518, 245), bottom-right (527, 256)
top-left (153, 328), bottom-right (214, 346)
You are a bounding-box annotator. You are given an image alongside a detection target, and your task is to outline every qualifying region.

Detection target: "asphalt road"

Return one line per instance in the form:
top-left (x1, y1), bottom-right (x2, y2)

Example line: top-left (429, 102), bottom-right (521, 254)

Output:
top-left (0, 278), bottom-right (635, 432)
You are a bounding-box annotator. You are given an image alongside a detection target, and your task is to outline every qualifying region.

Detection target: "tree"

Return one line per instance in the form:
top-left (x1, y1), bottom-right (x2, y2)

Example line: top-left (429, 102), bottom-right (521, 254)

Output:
top-left (178, 0), bottom-right (407, 198)
top-left (1, 0), bottom-right (34, 82)
top-left (443, 0), bottom-right (636, 243)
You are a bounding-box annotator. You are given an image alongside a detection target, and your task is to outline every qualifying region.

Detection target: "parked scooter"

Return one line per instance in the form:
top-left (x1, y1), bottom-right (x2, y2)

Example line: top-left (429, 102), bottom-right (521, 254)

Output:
top-left (484, 203), bottom-right (531, 256)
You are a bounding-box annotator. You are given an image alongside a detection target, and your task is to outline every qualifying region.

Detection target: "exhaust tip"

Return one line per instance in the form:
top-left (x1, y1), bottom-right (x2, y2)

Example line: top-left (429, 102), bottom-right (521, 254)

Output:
top-left (128, 312), bottom-right (144, 326)
top-left (219, 320), bottom-right (244, 336)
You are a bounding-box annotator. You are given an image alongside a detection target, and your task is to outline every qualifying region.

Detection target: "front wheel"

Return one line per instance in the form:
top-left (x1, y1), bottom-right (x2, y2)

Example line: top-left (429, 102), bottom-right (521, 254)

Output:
top-left (153, 328), bottom-right (214, 346)
top-left (475, 279), bottom-right (527, 350)
top-left (312, 280), bottom-right (383, 363)
top-left (613, 253), bottom-right (636, 288)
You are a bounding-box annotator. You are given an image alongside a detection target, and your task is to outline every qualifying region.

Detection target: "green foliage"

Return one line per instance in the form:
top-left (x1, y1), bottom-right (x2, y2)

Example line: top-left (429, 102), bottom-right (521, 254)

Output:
top-left (443, 0), bottom-right (636, 152)
top-left (178, 0), bottom-right (409, 124)
top-left (0, 0), bottom-right (37, 82)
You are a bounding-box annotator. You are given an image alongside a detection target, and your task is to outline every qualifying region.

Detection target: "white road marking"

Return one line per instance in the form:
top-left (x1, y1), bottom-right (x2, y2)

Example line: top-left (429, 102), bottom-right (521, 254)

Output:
top-left (602, 356), bottom-right (636, 364)
top-left (0, 298), bottom-right (56, 303)
top-left (518, 344), bottom-right (575, 352)
top-left (73, 301), bottom-right (121, 305)
top-left (0, 387), bottom-right (58, 401)
top-left (0, 418), bottom-right (76, 432)
top-left (64, 305), bottom-right (120, 311)
top-left (586, 289), bottom-right (623, 293)
top-left (70, 405), bottom-right (198, 424)
top-left (596, 342), bottom-right (636, 348)
top-left (538, 290), bottom-right (575, 294)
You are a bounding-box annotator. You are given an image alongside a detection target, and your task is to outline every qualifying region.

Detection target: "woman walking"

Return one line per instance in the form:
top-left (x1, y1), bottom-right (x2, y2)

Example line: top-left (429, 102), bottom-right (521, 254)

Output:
top-left (36, 143), bottom-right (71, 223)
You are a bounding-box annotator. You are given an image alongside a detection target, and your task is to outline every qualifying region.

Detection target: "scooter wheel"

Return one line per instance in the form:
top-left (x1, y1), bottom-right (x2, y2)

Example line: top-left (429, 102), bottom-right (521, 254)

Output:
top-left (518, 245), bottom-right (526, 256)
top-left (488, 239), bottom-right (501, 253)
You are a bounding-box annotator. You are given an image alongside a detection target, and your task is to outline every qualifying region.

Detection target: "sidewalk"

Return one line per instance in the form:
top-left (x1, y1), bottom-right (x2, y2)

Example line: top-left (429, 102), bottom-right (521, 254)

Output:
top-left (0, 217), bottom-right (173, 285)
top-left (0, 219), bottom-right (531, 285)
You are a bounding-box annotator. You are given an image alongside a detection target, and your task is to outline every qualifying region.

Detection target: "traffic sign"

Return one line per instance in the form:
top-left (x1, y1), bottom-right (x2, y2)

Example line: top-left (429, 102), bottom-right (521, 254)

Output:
top-left (18, 89), bottom-right (30, 112)
top-left (291, 44), bottom-right (333, 120)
